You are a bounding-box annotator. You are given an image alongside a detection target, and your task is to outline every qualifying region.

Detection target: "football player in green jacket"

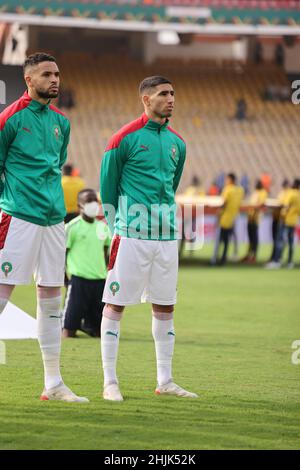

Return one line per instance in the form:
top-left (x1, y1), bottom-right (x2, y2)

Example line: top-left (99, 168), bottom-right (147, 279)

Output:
top-left (0, 52), bottom-right (88, 403)
top-left (100, 76), bottom-right (198, 401)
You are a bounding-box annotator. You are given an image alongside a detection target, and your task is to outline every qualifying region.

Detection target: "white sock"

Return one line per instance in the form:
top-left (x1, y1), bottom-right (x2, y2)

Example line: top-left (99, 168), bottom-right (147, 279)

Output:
top-left (37, 296), bottom-right (63, 390)
top-left (101, 314), bottom-right (121, 387)
top-left (152, 314), bottom-right (175, 386)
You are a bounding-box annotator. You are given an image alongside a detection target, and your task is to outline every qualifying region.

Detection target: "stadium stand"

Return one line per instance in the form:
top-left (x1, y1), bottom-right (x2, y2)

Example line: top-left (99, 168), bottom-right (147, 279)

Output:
top-left (1, 0), bottom-right (300, 25)
top-left (54, 52), bottom-right (299, 194)
top-left (146, 1), bottom-right (300, 7)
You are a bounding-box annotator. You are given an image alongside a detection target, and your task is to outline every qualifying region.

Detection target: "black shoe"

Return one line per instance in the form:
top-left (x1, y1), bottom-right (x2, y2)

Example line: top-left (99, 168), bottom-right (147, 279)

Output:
top-left (79, 325), bottom-right (100, 337)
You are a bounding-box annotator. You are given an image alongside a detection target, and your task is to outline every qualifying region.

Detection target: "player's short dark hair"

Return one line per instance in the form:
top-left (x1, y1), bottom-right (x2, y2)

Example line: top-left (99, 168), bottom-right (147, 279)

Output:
top-left (227, 173), bottom-right (236, 183)
top-left (139, 76), bottom-right (172, 95)
top-left (23, 52), bottom-right (56, 73)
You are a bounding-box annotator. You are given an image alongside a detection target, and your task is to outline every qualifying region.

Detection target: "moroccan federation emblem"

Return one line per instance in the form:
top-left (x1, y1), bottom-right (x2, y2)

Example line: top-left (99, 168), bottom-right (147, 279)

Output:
top-left (53, 124), bottom-right (61, 140)
top-left (109, 282), bottom-right (120, 296)
top-left (171, 145), bottom-right (177, 160)
top-left (1, 262), bottom-right (12, 277)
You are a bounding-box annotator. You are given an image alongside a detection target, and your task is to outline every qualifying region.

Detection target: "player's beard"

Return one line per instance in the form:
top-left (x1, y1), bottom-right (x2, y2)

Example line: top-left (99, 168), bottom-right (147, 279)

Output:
top-left (156, 109), bottom-right (173, 119)
top-left (36, 88), bottom-right (59, 99)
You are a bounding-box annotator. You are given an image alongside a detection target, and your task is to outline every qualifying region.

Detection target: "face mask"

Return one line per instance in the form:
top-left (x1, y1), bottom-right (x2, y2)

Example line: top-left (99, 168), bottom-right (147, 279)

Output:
top-left (82, 201), bottom-right (99, 218)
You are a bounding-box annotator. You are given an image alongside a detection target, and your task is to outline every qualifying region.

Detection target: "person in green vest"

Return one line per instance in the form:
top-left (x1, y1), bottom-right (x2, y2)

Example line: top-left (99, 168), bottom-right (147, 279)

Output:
top-left (63, 188), bottom-right (111, 338)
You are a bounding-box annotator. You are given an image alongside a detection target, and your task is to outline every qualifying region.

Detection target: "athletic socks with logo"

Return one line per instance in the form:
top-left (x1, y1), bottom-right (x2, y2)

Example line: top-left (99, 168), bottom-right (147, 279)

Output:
top-left (101, 311), bottom-right (121, 387)
top-left (100, 308), bottom-right (175, 388)
top-left (152, 312), bottom-right (175, 387)
top-left (37, 296), bottom-right (63, 390)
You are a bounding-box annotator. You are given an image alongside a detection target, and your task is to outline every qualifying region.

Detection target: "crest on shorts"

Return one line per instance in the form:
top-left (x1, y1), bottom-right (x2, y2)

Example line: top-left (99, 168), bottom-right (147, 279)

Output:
top-left (53, 124), bottom-right (61, 140)
top-left (109, 281), bottom-right (120, 296)
top-left (2, 262), bottom-right (12, 277)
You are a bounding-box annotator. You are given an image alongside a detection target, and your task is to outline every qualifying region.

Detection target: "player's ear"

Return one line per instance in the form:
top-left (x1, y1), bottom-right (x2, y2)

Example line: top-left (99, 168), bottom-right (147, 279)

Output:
top-left (24, 72), bottom-right (32, 89)
top-left (141, 94), bottom-right (151, 108)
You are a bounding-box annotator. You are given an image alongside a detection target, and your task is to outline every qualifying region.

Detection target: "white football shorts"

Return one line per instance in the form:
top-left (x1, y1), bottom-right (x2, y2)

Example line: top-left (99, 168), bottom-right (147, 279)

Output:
top-left (102, 236), bottom-right (178, 306)
top-left (0, 212), bottom-right (65, 286)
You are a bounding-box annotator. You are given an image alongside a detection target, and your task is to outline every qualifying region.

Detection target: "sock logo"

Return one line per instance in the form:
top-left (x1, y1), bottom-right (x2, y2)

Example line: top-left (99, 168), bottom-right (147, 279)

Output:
top-left (168, 331), bottom-right (175, 336)
top-left (1, 262), bottom-right (12, 277)
top-left (106, 331), bottom-right (118, 338)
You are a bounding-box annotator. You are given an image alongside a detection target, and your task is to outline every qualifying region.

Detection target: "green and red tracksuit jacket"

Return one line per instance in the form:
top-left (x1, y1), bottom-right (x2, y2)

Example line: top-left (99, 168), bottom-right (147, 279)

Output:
top-left (0, 90), bottom-right (70, 227)
top-left (100, 113), bottom-right (186, 240)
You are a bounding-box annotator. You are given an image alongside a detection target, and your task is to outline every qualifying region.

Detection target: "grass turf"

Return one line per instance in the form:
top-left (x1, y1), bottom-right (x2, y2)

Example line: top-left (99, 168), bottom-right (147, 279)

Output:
top-left (0, 244), bottom-right (299, 450)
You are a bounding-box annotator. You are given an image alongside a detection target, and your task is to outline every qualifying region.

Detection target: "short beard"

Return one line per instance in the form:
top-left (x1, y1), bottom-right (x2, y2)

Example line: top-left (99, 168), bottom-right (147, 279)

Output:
top-left (37, 89), bottom-right (58, 100)
top-left (157, 110), bottom-right (172, 119)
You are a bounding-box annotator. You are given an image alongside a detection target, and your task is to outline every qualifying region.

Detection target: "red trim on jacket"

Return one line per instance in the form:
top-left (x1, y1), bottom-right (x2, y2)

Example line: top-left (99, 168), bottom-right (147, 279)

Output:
top-left (49, 104), bottom-right (66, 117)
top-left (167, 126), bottom-right (185, 143)
top-left (108, 235), bottom-right (121, 271)
top-left (105, 113), bottom-right (149, 151)
top-left (0, 91), bottom-right (31, 131)
top-left (0, 212), bottom-right (12, 249)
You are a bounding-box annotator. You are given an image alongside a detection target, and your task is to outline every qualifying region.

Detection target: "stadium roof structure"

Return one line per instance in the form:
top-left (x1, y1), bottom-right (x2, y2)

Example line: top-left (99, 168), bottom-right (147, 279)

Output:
top-left (0, 0), bottom-right (300, 35)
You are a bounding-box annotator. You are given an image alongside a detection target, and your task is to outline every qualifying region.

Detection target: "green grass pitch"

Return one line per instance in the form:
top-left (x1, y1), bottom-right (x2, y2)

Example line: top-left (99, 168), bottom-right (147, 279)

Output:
top-left (0, 244), bottom-right (299, 450)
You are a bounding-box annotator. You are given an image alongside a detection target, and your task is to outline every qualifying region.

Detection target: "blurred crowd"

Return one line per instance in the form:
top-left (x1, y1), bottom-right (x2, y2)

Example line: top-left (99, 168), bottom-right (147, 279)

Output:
top-left (182, 173), bottom-right (300, 269)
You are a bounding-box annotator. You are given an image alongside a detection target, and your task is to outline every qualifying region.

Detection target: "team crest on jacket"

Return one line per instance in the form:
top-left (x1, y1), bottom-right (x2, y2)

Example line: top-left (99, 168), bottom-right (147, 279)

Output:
top-left (53, 124), bottom-right (61, 140)
top-left (171, 145), bottom-right (177, 161)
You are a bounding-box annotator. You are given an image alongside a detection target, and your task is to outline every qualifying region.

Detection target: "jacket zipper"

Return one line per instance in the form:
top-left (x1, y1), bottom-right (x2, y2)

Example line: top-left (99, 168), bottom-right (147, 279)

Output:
top-left (42, 109), bottom-right (54, 224)
top-left (158, 126), bottom-right (164, 204)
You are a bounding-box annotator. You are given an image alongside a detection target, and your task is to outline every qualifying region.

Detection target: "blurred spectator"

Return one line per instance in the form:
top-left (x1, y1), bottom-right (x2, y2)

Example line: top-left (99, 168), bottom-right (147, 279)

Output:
top-left (266, 178), bottom-right (300, 269)
top-left (62, 164), bottom-right (85, 223)
top-left (211, 173), bottom-right (244, 265)
top-left (260, 172), bottom-right (271, 193)
top-left (208, 180), bottom-right (219, 196)
top-left (269, 179), bottom-right (290, 262)
top-left (241, 180), bottom-right (268, 264)
top-left (234, 98), bottom-right (247, 121)
top-left (183, 176), bottom-right (205, 197)
top-left (63, 189), bottom-right (111, 337)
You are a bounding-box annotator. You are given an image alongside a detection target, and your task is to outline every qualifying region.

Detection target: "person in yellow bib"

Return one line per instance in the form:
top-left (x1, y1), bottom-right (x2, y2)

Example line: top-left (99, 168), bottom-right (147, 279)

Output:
top-left (213, 173), bottom-right (244, 265)
top-left (242, 180), bottom-right (268, 263)
top-left (266, 178), bottom-right (300, 269)
top-left (62, 164), bottom-right (85, 223)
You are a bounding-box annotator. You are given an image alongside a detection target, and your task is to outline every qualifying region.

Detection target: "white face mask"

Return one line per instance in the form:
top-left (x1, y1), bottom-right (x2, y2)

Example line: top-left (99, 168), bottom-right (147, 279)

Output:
top-left (82, 201), bottom-right (99, 218)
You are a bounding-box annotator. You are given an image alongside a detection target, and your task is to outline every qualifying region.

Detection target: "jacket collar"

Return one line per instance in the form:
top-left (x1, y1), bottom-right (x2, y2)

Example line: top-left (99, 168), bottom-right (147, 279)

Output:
top-left (142, 112), bottom-right (169, 131)
top-left (22, 90), bottom-right (50, 112)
